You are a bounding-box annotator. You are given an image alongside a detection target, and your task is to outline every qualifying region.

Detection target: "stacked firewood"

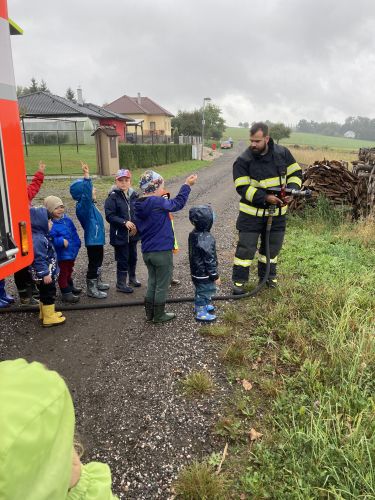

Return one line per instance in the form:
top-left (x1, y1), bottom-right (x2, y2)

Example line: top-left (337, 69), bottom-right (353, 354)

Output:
top-left (357, 148), bottom-right (375, 165)
top-left (289, 160), bottom-right (368, 216)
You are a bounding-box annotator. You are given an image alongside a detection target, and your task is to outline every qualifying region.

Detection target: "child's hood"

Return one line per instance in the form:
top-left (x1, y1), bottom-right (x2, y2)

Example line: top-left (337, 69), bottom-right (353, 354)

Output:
top-left (189, 205), bottom-right (214, 232)
top-left (70, 178), bottom-right (87, 201)
top-left (30, 206), bottom-right (49, 235)
top-left (0, 359), bottom-right (75, 499)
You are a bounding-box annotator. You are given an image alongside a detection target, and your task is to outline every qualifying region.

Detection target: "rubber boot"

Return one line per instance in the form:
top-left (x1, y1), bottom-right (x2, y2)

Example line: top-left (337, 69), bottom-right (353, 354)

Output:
top-left (68, 279), bottom-right (82, 294)
top-left (0, 280), bottom-right (15, 304)
top-left (86, 279), bottom-right (107, 299)
top-left (144, 299), bottom-right (154, 321)
top-left (0, 297), bottom-right (11, 308)
top-left (195, 305), bottom-right (217, 322)
top-left (116, 271), bottom-right (133, 294)
top-left (258, 277), bottom-right (278, 288)
top-left (19, 285), bottom-right (39, 306)
top-left (97, 268), bottom-right (110, 291)
top-left (41, 304), bottom-right (66, 327)
top-left (153, 303), bottom-right (175, 323)
top-left (61, 291), bottom-right (80, 303)
top-left (232, 282), bottom-right (246, 295)
top-left (129, 276), bottom-right (141, 287)
top-left (39, 302), bottom-right (62, 321)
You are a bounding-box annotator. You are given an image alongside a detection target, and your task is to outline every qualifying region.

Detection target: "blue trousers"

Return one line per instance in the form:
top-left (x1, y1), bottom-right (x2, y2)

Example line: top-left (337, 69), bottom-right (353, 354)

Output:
top-left (194, 281), bottom-right (216, 307)
top-left (114, 241), bottom-right (138, 275)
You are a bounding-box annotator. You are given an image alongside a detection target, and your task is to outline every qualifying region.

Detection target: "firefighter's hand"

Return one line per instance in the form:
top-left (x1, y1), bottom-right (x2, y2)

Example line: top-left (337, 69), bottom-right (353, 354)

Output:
top-left (38, 161), bottom-right (46, 173)
top-left (185, 174), bottom-right (197, 186)
top-left (284, 195), bottom-right (293, 204)
top-left (43, 275), bottom-right (52, 284)
top-left (265, 194), bottom-right (283, 205)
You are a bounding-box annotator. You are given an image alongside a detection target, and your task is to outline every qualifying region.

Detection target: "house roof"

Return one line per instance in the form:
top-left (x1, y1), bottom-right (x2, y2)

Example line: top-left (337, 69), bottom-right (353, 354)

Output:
top-left (104, 95), bottom-right (174, 117)
top-left (18, 91), bottom-right (133, 121)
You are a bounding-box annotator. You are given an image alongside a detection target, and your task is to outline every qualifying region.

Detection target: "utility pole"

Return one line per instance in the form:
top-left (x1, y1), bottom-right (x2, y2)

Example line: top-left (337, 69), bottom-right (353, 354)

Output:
top-left (201, 97), bottom-right (211, 159)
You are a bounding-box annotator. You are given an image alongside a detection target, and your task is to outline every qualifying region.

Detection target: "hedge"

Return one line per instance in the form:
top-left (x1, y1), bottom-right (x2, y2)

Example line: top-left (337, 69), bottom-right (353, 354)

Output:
top-left (118, 144), bottom-right (192, 169)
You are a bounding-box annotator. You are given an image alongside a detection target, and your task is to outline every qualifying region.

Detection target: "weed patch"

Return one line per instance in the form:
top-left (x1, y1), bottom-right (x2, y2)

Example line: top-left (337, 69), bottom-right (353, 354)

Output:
top-left (181, 370), bottom-right (214, 397)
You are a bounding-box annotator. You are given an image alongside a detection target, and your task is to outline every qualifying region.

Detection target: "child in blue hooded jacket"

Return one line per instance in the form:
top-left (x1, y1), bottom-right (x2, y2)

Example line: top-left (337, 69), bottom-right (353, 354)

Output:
top-left (29, 207), bottom-right (65, 327)
top-left (70, 162), bottom-right (109, 299)
top-left (44, 195), bottom-right (81, 303)
top-left (134, 170), bottom-right (197, 323)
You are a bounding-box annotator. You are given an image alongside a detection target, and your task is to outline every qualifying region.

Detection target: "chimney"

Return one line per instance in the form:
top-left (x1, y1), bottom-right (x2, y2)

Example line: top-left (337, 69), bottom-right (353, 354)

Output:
top-left (137, 92), bottom-right (141, 105)
top-left (77, 87), bottom-right (83, 105)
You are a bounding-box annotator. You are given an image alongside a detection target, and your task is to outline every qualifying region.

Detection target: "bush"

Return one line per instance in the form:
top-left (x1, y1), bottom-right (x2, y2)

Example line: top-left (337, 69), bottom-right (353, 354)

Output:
top-left (119, 144), bottom-right (192, 169)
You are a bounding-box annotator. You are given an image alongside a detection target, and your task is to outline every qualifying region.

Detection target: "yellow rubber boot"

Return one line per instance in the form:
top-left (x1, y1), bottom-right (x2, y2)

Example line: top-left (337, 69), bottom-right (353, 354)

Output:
top-left (42, 304), bottom-right (66, 327)
top-left (39, 303), bottom-right (62, 321)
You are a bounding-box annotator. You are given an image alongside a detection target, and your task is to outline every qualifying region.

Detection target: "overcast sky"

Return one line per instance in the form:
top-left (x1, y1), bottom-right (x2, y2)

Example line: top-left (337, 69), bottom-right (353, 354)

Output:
top-left (8, 0), bottom-right (375, 126)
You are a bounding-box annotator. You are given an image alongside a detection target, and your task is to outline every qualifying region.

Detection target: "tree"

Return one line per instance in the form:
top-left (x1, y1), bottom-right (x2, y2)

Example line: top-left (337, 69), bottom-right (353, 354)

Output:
top-left (238, 122), bottom-right (243, 127)
top-left (29, 78), bottom-right (39, 93)
top-left (65, 87), bottom-right (76, 101)
top-left (204, 104), bottom-right (226, 140)
top-left (269, 123), bottom-right (291, 144)
top-left (243, 121), bottom-right (249, 128)
top-left (171, 110), bottom-right (201, 136)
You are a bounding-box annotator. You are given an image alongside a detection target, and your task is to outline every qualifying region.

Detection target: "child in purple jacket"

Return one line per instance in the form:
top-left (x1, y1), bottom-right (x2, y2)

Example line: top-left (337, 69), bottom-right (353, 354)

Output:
top-left (134, 170), bottom-right (197, 323)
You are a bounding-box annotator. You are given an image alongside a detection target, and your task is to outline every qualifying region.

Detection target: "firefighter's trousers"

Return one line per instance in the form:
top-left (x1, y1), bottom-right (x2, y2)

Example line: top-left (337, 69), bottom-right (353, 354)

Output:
top-left (232, 216), bottom-right (286, 283)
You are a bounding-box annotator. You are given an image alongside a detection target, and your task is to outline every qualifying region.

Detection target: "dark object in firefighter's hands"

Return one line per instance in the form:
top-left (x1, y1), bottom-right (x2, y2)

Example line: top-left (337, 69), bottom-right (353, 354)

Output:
top-left (266, 186), bottom-right (312, 205)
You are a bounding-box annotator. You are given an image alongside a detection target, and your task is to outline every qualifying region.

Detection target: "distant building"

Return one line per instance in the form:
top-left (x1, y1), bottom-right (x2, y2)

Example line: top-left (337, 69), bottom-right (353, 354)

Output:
top-left (104, 93), bottom-right (174, 143)
top-left (18, 91), bottom-right (134, 144)
top-left (344, 130), bottom-right (356, 139)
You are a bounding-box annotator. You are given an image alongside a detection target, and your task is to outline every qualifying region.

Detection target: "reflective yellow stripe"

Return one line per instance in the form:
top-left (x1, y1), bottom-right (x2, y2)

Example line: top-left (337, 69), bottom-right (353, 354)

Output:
top-left (250, 176), bottom-right (285, 189)
top-left (287, 176), bottom-right (302, 187)
top-left (245, 185), bottom-right (257, 202)
top-left (234, 176), bottom-right (251, 187)
top-left (233, 257), bottom-right (252, 267)
top-left (239, 202), bottom-right (288, 217)
top-left (258, 253), bottom-right (278, 264)
top-left (287, 162), bottom-right (301, 176)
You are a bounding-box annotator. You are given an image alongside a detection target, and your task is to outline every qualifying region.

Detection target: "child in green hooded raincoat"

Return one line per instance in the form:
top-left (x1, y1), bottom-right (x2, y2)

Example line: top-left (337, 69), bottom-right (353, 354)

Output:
top-left (0, 358), bottom-right (118, 500)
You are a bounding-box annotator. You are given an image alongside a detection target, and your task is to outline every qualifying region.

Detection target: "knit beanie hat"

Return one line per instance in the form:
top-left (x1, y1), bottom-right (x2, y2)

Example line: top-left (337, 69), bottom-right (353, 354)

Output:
top-left (139, 170), bottom-right (164, 194)
top-left (44, 195), bottom-right (64, 214)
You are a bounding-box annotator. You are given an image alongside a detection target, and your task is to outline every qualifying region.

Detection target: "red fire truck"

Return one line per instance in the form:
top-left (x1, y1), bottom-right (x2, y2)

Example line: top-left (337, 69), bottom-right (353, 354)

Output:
top-left (0, 0), bottom-right (33, 280)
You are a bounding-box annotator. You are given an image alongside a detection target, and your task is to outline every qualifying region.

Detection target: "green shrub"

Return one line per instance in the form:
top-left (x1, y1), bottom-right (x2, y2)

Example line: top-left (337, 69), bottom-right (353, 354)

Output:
top-left (119, 144), bottom-right (192, 169)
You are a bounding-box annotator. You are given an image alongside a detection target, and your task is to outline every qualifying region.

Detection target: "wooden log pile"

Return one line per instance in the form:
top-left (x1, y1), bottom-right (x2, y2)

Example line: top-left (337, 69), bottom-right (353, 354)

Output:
top-left (352, 150), bottom-right (375, 213)
top-left (290, 160), bottom-right (368, 216)
top-left (356, 147), bottom-right (375, 165)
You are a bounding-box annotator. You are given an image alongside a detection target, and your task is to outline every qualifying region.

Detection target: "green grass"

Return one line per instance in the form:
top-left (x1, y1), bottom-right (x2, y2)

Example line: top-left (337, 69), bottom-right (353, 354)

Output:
top-left (181, 370), bottom-right (214, 396)
top-left (23, 144), bottom-right (97, 175)
top-left (223, 126), bottom-right (375, 151)
top-left (182, 201), bottom-right (375, 498)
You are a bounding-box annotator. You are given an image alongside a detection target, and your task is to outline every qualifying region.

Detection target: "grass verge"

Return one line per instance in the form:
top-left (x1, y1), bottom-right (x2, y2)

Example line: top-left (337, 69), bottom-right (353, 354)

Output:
top-left (176, 201), bottom-right (375, 498)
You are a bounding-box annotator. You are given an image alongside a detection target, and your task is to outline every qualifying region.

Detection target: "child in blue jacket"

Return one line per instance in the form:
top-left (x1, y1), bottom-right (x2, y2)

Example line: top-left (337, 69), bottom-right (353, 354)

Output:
top-left (189, 205), bottom-right (220, 322)
top-left (29, 207), bottom-right (65, 327)
top-left (70, 162), bottom-right (109, 299)
top-left (134, 170), bottom-right (197, 323)
top-left (44, 195), bottom-right (81, 303)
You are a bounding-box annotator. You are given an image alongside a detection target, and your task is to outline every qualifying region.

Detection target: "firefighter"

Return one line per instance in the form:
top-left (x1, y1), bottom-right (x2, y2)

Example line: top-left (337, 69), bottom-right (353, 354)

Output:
top-left (232, 122), bottom-right (302, 294)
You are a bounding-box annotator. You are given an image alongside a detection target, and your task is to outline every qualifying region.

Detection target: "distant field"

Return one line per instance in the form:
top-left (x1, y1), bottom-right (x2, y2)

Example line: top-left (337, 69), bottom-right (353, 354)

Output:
top-left (223, 127), bottom-right (375, 150)
top-left (23, 144), bottom-right (97, 175)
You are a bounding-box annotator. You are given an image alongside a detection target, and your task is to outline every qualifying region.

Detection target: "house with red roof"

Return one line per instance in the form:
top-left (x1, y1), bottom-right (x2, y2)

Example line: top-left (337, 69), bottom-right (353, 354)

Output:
top-left (104, 93), bottom-right (174, 143)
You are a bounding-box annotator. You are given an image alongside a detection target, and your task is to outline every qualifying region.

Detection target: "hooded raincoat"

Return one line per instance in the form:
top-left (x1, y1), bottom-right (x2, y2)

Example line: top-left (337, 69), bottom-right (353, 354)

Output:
top-left (0, 359), bottom-right (117, 500)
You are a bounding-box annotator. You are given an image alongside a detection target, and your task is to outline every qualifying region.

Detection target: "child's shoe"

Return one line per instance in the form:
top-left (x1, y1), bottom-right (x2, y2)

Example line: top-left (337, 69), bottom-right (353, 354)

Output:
top-left (116, 272), bottom-right (133, 294)
top-left (19, 286), bottom-right (39, 306)
top-left (195, 305), bottom-right (216, 322)
top-left (41, 304), bottom-right (66, 327)
top-left (97, 270), bottom-right (110, 291)
top-left (68, 279), bottom-right (83, 294)
top-left (86, 279), bottom-right (107, 299)
top-left (61, 291), bottom-right (80, 303)
top-left (0, 280), bottom-right (15, 304)
top-left (194, 304), bottom-right (215, 313)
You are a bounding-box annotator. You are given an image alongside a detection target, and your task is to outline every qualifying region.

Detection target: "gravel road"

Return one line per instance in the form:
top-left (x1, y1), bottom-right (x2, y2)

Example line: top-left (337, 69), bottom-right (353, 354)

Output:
top-left (0, 142), bottom-right (244, 499)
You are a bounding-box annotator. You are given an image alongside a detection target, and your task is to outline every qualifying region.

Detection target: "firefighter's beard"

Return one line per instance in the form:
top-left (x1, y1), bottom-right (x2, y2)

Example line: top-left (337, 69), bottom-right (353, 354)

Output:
top-left (251, 143), bottom-right (267, 157)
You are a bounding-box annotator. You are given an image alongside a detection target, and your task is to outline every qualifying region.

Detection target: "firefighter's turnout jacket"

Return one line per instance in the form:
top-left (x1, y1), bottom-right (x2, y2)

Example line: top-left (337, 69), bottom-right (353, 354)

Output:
top-left (232, 139), bottom-right (302, 283)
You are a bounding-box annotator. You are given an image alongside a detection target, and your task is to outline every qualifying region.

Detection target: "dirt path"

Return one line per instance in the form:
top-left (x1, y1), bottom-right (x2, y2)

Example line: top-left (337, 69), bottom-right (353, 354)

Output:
top-left (0, 143), bottom-right (245, 499)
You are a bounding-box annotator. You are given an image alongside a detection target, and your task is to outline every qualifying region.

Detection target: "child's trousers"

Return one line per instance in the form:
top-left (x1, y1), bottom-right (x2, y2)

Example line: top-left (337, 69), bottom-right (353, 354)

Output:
top-left (86, 245), bottom-right (104, 279)
top-left (37, 281), bottom-right (57, 305)
top-left (58, 260), bottom-right (75, 290)
top-left (114, 241), bottom-right (138, 275)
top-left (143, 250), bottom-right (173, 303)
top-left (194, 281), bottom-right (217, 307)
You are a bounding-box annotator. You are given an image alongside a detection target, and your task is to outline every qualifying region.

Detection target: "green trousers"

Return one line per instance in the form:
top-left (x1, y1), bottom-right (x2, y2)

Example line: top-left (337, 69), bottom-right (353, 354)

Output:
top-left (143, 250), bottom-right (173, 304)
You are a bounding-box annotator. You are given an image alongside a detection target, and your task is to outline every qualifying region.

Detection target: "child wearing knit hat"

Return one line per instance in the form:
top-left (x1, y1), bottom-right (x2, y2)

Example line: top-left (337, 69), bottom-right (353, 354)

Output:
top-left (44, 195), bottom-right (82, 303)
top-left (134, 170), bottom-right (197, 323)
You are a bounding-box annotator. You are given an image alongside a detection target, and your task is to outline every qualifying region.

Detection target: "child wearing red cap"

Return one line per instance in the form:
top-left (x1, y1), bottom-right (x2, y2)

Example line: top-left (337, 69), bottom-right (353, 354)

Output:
top-left (104, 168), bottom-right (140, 293)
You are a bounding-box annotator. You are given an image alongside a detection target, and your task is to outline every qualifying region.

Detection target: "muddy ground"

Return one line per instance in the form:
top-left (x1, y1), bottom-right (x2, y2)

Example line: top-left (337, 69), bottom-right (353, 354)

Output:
top-left (0, 143), bottom-right (244, 498)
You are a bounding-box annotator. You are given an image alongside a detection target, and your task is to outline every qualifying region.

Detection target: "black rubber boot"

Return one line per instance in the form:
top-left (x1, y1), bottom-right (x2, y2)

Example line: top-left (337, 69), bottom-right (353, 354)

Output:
top-left (232, 282), bottom-right (246, 295)
top-left (61, 291), bottom-right (80, 303)
top-left (68, 279), bottom-right (82, 294)
top-left (153, 303), bottom-right (175, 323)
top-left (116, 271), bottom-right (134, 294)
top-left (144, 300), bottom-right (154, 321)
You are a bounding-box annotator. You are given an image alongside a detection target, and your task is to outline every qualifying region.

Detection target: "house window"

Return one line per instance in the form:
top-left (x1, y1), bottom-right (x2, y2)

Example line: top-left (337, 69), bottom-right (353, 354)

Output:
top-left (150, 122), bottom-right (156, 131)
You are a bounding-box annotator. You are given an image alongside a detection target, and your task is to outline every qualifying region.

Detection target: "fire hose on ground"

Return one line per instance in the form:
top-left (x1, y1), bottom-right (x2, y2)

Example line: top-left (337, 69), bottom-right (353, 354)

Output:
top-left (1, 189), bottom-right (312, 315)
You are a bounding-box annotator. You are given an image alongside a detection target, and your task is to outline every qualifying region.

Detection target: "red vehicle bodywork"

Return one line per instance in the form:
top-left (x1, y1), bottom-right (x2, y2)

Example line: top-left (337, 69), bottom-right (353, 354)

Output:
top-left (0, 0), bottom-right (33, 280)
